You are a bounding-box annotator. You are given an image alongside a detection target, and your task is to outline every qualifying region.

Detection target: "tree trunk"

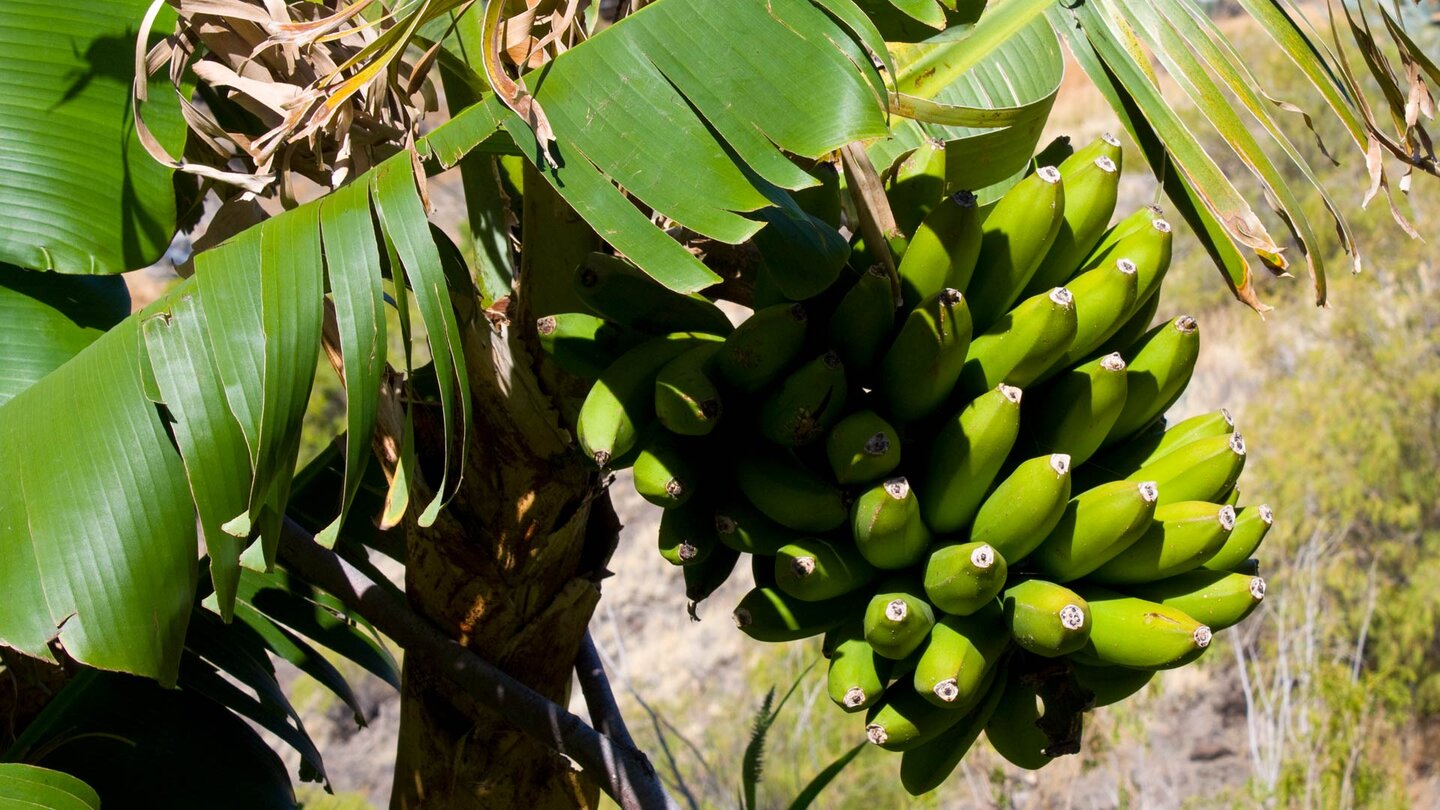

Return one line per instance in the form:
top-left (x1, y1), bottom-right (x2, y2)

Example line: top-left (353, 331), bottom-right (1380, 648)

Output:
top-left (391, 164), bottom-right (608, 808)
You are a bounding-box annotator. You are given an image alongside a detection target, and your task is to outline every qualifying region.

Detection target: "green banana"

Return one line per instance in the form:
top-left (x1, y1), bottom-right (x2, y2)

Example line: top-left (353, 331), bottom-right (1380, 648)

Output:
top-left (535, 313), bottom-right (647, 378)
top-left (1069, 662), bottom-right (1155, 708)
top-left (1092, 408), bottom-right (1235, 479)
top-left (919, 384), bottom-right (1024, 533)
top-left (575, 253), bottom-right (734, 336)
top-left (1202, 504), bottom-right (1274, 571)
top-left (828, 624), bottom-right (893, 712)
top-left (896, 190), bottom-right (982, 310)
top-left (1125, 569), bottom-right (1266, 631)
top-left (914, 601), bottom-right (1009, 707)
top-left (1072, 585), bottom-right (1211, 670)
top-left (1109, 217), bottom-right (1173, 318)
top-left (760, 351), bottom-right (849, 446)
top-left (714, 495), bottom-right (795, 556)
top-left (657, 498), bottom-right (717, 566)
top-left (864, 577), bottom-right (937, 660)
top-left (826, 409), bottom-right (902, 485)
top-left (1048, 258), bottom-right (1138, 373)
top-left (887, 138), bottom-right (948, 241)
top-left (684, 544), bottom-right (740, 615)
top-left (984, 677), bottom-right (1053, 770)
top-left (633, 437), bottom-right (700, 508)
top-left (1092, 283), bottom-right (1159, 358)
top-left (853, 477), bottom-right (934, 570)
top-left (1083, 204), bottom-right (1163, 270)
top-left (735, 445), bottom-right (848, 532)
top-left (829, 265), bottom-right (898, 378)
top-left (1030, 353), bottom-right (1129, 466)
top-left (1023, 134), bottom-right (1123, 297)
top-left (969, 455), bottom-right (1074, 563)
top-left (965, 166), bottom-right (1067, 330)
top-left (732, 587), bottom-right (849, 642)
top-left (1085, 502), bottom-right (1237, 585)
top-left (956, 287), bottom-right (1077, 398)
top-left (793, 159), bottom-right (843, 230)
top-left (654, 344), bottom-right (724, 436)
top-left (1104, 315), bottom-right (1201, 444)
top-left (866, 667), bottom-right (999, 752)
top-left (922, 542), bottom-right (1008, 616)
top-left (1127, 432), bottom-right (1247, 506)
top-left (1002, 579), bottom-right (1091, 657)
top-left (1223, 486), bottom-right (1241, 507)
top-left (899, 671), bottom-right (1006, 795)
top-left (879, 288), bottom-right (974, 423)
top-left (1029, 480), bottom-right (1160, 582)
top-left (774, 537), bottom-right (877, 602)
top-left (577, 333), bottom-right (722, 466)
top-left (713, 303), bottom-right (808, 393)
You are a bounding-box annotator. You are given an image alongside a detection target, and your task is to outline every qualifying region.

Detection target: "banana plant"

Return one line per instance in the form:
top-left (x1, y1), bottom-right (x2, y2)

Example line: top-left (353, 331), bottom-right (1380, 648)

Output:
top-left (0, 0), bottom-right (1431, 806)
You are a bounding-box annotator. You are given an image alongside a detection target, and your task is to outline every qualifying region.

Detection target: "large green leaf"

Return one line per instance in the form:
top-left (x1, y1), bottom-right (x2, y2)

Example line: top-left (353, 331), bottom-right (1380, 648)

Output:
top-left (0, 315), bottom-right (196, 684)
top-left (0, 764), bottom-right (98, 810)
top-left (0, 265), bottom-right (129, 407)
top-left (0, 0), bottom-right (185, 274)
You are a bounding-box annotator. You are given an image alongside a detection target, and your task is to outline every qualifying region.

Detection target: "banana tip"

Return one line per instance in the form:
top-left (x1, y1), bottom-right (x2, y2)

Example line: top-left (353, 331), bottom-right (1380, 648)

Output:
top-left (1259, 504), bottom-right (1274, 525)
top-left (1050, 454), bottom-right (1072, 476)
top-left (971, 544), bottom-right (997, 570)
top-left (715, 515), bottom-right (736, 535)
top-left (592, 450), bottom-right (612, 468)
top-left (1175, 315), bottom-right (1198, 334)
top-left (666, 479), bottom-right (686, 498)
top-left (1152, 218), bottom-right (1173, 234)
top-left (1095, 155), bottom-right (1117, 174)
top-left (732, 607), bottom-right (752, 629)
top-left (1116, 258), bottom-right (1137, 275)
top-left (1101, 131), bottom-right (1121, 147)
top-left (788, 303), bottom-right (808, 322)
top-left (1100, 353), bottom-right (1127, 372)
top-left (1037, 166), bottom-right (1061, 184)
top-left (885, 599), bottom-right (909, 622)
top-left (677, 542), bottom-right (699, 562)
top-left (1059, 604), bottom-right (1086, 630)
top-left (884, 477), bottom-right (910, 500)
top-left (843, 687), bottom-right (868, 709)
top-left (1219, 505), bottom-right (1237, 530)
top-left (933, 679), bottom-right (960, 703)
top-left (1138, 481), bottom-right (1159, 503)
top-left (1221, 407), bottom-right (1234, 428)
top-left (1194, 626), bottom-right (1213, 648)
top-left (863, 431), bottom-right (891, 456)
top-left (822, 351), bottom-right (843, 370)
top-left (865, 724), bottom-right (889, 746)
top-left (1250, 576), bottom-right (1267, 601)
top-left (1050, 287), bottom-right (1074, 307)
top-left (536, 315), bottom-right (557, 335)
top-left (1230, 433), bottom-right (1247, 456)
top-left (950, 189), bottom-right (978, 208)
top-left (999, 384), bottom-right (1023, 404)
top-left (790, 556), bottom-right (817, 578)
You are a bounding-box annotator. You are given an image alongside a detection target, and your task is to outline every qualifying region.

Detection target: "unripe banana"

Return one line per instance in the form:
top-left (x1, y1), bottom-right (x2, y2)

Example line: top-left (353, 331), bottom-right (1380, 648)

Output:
top-left (577, 333), bottom-right (722, 466)
top-left (1104, 316), bottom-right (1200, 444)
top-left (919, 384), bottom-right (1024, 534)
top-left (775, 537), bottom-right (877, 602)
top-left (793, 160), bottom-right (843, 230)
top-left (1202, 504), bottom-right (1274, 572)
top-left (714, 496), bottom-right (795, 556)
top-left (1002, 579), bottom-right (1091, 657)
top-left (535, 313), bottom-right (648, 379)
top-left (896, 191), bottom-right (982, 310)
top-left (826, 409), bottom-right (902, 485)
top-left (735, 445), bottom-right (848, 532)
top-left (984, 677), bottom-right (1053, 770)
top-left (684, 544), bottom-right (740, 615)
top-left (633, 437), bottom-right (700, 508)
top-left (657, 498), bottom-right (718, 566)
top-left (864, 578), bottom-right (936, 660)
top-left (966, 166), bottom-right (1066, 331)
top-left (956, 287), bottom-right (1077, 398)
top-left (1085, 502), bottom-right (1237, 585)
top-left (879, 288), bottom-right (974, 423)
top-left (922, 542), bottom-right (1008, 616)
top-left (1071, 585), bottom-right (1211, 670)
top-left (760, 351), bottom-right (849, 447)
top-left (654, 344), bottom-right (724, 436)
top-left (575, 253), bottom-right (734, 336)
top-left (713, 303), bottom-right (808, 393)
top-left (1109, 217), bottom-right (1173, 318)
top-left (1023, 134), bottom-right (1123, 297)
top-left (732, 587), bottom-right (849, 642)
top-left (1092, 284), bottom-right (1159, 358)
top-left (1029, 353), bottom-right (1129, 466)
top-left (828, 625), bottom-right (893, 713)
top-left (1047, 258), bottom-right (1138, 373)
top-left (899, 671), bottom-right (1006, 795)
top-left (1125, 569), bottom-right (1266, 631)
top-left (914, 601), bottom-right (1009, 708)
top-left (852, 477), bottom-right (933, 570)
top-left (1083, 204), bottom-right (1163, 270)
top-left (970, 455), bottom-right (1074, 563)
top-left (829, 266), bottom-right (898, 377)
top-left (1029, 480), bottom-right (1160, 582)
top-left (1093, 408), bottom-right (1235, 479)
top-left (1069, 662), bottom-right (1154, 708)
top-left (887, 138), bottom-right (948, 242)
top-left (1127, 433), bottom-right (1247, 506)
top-left (866, 668), bottom-right (999, 752)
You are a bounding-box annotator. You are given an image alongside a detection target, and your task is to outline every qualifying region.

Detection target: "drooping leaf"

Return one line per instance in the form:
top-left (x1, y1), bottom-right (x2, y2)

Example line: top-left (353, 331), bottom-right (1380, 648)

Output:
top-left (0, 763), bottom-right (99, 810)
top-left (0, 265), bottom-right (129, 406)
top-left (0, 316), bottom-right (196, 684)
top-left (0, 0), bottom-right (185, 274)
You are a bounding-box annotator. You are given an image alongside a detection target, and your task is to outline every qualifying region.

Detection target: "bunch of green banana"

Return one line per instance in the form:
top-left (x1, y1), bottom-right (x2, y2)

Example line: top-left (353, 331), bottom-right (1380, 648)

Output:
top-left (548, 135), bottom-right (1278, 796)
